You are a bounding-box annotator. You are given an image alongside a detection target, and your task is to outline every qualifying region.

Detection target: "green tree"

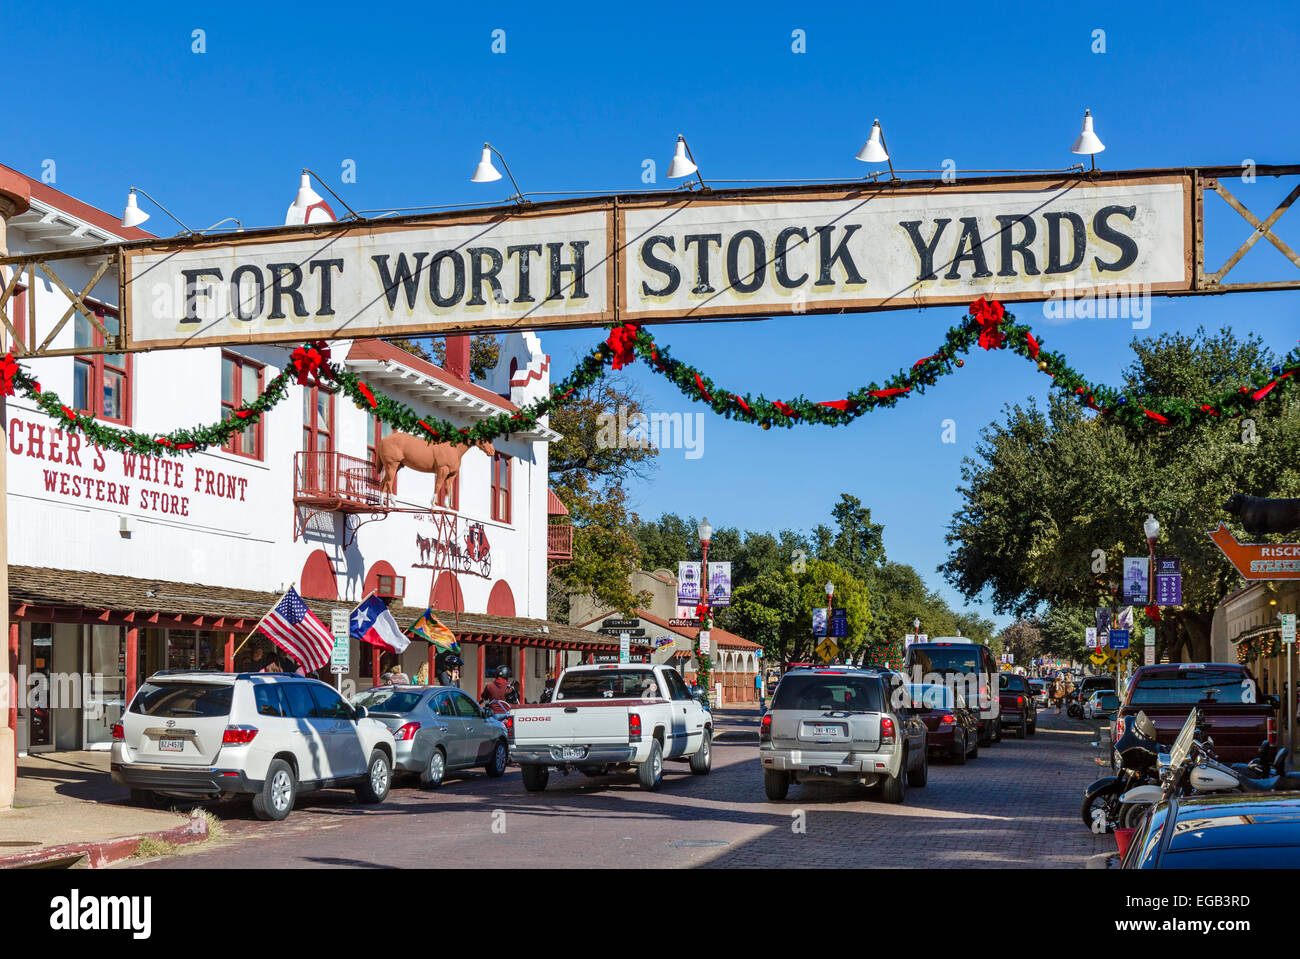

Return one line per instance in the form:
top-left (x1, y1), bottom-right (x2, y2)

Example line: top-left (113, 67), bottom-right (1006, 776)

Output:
top-left (999, 618), bottom-right (1043, 666)
top-left (942, 327), bottom-right (1300, 662)
top-left (548, 372), bottom-right (658, 618)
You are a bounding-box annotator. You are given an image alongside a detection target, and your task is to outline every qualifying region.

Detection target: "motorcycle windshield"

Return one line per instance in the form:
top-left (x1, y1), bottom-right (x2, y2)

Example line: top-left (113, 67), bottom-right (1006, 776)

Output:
top-left (1168, 708), bottom-right (1198, 770)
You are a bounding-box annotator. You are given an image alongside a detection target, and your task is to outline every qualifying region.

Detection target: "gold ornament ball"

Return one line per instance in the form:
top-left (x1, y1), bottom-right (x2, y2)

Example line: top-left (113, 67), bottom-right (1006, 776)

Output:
top-left (1038, 360), bottom-right (1049, 371)
top-left (761, 421), bottom-right (771, 431)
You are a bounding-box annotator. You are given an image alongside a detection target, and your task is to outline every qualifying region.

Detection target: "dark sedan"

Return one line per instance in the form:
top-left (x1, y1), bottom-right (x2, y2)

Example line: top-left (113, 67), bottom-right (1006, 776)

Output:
top-left (1123, 793), bottom-right (1300, 868)
top-left (997, 672), bottom-right (1038, 738)
top-left (908, 684), bottom-right (980, 764)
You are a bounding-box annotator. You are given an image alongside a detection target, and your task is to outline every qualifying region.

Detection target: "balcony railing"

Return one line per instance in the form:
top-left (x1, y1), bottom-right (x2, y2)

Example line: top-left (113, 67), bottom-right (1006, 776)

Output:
top-left (294, 450), bottom-right (386, 511)
top-left (547, 521), bottom-right (573, 562)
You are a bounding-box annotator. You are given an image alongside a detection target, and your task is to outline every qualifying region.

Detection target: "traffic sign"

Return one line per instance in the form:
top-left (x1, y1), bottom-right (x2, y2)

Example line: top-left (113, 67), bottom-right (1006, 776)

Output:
top-left (619, 632), bottom-right (630, 663)
top-left (330, 610), bottom-right (350, 675)
top-left (816, 637), bottom-right (838, 663)
top-left (1089, 650), bottom-right (1109, 666)
top-left (1109, 629), bottom-right (1131, 650)
top-left (1283, 613), bottom-right (1297, 644)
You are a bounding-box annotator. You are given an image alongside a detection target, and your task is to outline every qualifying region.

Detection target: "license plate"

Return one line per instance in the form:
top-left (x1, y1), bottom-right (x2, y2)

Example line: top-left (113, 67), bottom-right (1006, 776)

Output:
top-left (809, 723), bottom-right (846, 738)
top-left (159, 738), bottom-right (184, 752)
top-left (560, 746), bottom-right (586, 760)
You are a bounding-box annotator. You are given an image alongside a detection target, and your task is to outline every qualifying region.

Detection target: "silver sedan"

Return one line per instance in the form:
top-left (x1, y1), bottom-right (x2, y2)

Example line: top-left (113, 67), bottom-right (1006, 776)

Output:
top-left (350, 685), bottom-right (509, 787)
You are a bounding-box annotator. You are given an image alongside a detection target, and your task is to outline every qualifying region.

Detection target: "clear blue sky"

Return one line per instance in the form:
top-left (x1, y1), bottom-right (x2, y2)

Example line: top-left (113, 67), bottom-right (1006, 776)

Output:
top-left (12, 1), bottom-right (1299, 628)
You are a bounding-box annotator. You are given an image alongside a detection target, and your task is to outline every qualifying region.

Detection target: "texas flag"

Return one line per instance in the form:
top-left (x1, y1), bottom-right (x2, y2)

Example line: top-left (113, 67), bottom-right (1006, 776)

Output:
top-left (349, 595), bottom-right (410, 654)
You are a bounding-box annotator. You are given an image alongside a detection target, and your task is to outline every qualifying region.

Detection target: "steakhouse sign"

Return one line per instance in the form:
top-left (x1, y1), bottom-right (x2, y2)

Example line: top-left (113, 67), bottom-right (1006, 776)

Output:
top-left (121, 172), bottom-right (1192, 350)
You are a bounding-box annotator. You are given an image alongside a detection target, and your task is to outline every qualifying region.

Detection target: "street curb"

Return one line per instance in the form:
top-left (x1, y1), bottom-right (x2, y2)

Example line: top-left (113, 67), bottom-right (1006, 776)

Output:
top-left (0, 810), bottom-right (210, 870)
top-left (714, 730), bottom-right (759, 743)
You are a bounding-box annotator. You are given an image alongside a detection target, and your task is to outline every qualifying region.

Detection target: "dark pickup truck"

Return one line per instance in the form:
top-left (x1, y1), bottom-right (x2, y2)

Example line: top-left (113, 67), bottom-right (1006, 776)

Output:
top-left (1115, 663), bottom-right (1277, 763)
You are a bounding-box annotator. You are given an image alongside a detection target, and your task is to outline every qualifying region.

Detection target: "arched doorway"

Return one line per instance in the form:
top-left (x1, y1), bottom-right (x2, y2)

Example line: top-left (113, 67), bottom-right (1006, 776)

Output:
top-left (430, 571), bottom-right (464, 613)
top-left (487, 580), bottom-right (516, 617)
top-left (299, 549), bottom-right (337, 600)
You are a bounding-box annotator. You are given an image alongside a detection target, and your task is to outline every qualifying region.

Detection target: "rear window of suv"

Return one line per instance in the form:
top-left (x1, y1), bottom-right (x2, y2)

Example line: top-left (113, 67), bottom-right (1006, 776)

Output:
top-left (130, 682), bottom-right (232, 718)
top-left (1128, 669), bottom-right (1255, 706)
top-left (772, 674), bottom-right (883, 713)
top-left (907, 646), bottom-right (982, 674)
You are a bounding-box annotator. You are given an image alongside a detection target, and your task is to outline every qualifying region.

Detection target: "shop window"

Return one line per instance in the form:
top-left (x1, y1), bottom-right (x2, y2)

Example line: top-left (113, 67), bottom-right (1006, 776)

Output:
top-left (221, 352), bottom-right (265, 459)
top-left (73, 300), bottom-right (130, 425)
top-left (491, 452), bottom-right (511, 523)
top-left (366, 412), bottom-right (391, 467)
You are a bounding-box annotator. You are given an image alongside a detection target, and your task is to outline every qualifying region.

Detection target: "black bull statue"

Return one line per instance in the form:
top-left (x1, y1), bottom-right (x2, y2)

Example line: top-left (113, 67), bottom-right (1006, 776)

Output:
top-left (1224, 494), bottom-right (1300, 535)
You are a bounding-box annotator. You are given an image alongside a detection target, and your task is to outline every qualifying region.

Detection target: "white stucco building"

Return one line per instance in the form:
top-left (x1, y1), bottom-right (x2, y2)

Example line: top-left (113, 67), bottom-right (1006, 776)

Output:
top-left (0, 166), bottom-right (617, 756)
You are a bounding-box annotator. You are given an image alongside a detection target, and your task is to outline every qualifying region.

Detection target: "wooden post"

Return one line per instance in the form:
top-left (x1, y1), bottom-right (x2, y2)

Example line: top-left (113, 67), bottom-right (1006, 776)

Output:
top-left (7, 623), bottom-right (17, 747)
top-left (223, 633), bottom-right (234, 672)
top-left (371, 646), bottom-right (381, 686)
top-left (125, 627), bottom-right (139, 704)
top-left (0, 169), bottom-right (31, 811)
top-left (427, 643), bottom-right (436, 685)
top-left (517, 645), bottom-right (527, 704)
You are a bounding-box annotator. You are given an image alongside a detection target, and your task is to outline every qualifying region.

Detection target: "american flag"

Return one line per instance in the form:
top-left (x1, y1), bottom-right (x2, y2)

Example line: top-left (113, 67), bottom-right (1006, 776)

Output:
top-left (257, 587), bottom-right (335, 672)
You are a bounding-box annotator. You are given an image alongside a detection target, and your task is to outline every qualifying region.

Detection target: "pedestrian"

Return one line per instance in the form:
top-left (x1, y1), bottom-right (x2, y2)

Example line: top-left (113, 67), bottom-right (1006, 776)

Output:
top-left (391, 665), bottom-right (411, 685)
top-left (380, 671), bottom-right (394, 686)
top-left (755, 670), bottom-right (765, 713)
top-left (481, 666), bottom-right (512, 704)
top-left (414, 662), bottom-right (429, 686)
top-left (436, 654), bottom-right (463, 688)
top-left (539, 677), bottom-right (557, 703)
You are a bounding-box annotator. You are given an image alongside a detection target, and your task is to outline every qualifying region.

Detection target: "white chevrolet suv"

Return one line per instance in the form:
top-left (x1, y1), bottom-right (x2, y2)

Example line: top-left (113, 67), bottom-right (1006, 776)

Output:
top-left (111, 671), bottom-right (396, 821)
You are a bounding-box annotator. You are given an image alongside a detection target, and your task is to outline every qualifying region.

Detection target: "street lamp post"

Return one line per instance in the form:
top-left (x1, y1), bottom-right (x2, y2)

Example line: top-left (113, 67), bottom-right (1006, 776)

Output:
top-left (825, 581), bottom-right (835, 663)
top-left (1143, 514), bottom-right (1160, 685)
top-left (697, 517), bottom-right (713, 704)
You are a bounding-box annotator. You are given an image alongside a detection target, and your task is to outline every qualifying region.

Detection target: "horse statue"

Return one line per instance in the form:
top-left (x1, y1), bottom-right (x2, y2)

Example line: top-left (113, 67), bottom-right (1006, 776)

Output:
top-left (377, 433), bottom-right (495, 506)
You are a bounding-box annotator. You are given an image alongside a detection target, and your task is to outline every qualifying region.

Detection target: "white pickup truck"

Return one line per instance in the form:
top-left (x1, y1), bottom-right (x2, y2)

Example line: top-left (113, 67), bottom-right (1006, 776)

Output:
top-left (508, 663), bottom-right (713, 791)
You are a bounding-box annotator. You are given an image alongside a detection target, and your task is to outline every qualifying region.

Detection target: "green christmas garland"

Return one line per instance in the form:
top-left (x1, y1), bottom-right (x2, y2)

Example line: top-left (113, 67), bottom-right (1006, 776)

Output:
top-left (2, 296), bottom-right (1296, 460)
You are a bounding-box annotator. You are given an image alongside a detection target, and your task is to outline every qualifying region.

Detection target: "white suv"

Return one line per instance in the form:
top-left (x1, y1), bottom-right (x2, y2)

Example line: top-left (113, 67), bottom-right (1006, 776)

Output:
top-left (111, 671), bottom-right (396, 821)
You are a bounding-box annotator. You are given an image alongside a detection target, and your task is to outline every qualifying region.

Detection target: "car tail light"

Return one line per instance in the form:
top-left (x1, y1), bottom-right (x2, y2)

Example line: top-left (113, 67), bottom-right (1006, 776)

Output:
top-left (760, 714), bottom-right (772, 743)
top-left (940, 712), bottom-right (956, 725)
top-left (221, 725), bottom-right (258, 745)
top-left (629, 713), bottom-right (642, 743)
top-left (1115, 716), bottom-right (1125, 740)
top-left (1017, 695), bottom-right (1024, 707)
top-left (504, 715), bottom-right (514, 742)
top-left (111, 722), bottom-right (124, 740)
top-left (1268, 716), bottom-right (1277, 747)
top-left (880, 716), bottom-right (896, 744)
top-left (394, 722), bottom-right (421, 741)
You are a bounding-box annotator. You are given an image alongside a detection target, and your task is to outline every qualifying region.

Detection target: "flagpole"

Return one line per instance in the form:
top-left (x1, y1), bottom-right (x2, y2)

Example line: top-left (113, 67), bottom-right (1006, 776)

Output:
top-left (233, 591), bottom-right (290, 660)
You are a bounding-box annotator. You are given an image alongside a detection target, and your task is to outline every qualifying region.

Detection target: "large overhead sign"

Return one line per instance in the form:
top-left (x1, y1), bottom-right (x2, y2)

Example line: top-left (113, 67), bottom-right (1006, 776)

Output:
top-left (1209, 523), bottom-right (1300, 580)
top-left (0, 169), bottom-right (1227, 353)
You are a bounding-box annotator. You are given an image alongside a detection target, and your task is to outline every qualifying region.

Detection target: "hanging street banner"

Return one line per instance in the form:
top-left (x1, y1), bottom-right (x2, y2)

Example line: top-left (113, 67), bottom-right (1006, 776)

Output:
top-left (812, 608), bottom-right (828, 637)
top-left (707, 562), bottom-right (732, 608)
top-left (1209, 523), bottom-right (1300, 580)
top-left (830, 607), bottom-right (848, 638)
top-left (676, 561), bottom-right (701, 605)
top-left (1123, 557), bottom-right (1149, 603)
top-left (106, 171), bottom-right (1193, 352)
top-left (1085, 627), bottom-right (1098, 648)
top-left (1154, 557), bottom-right (1183, 605)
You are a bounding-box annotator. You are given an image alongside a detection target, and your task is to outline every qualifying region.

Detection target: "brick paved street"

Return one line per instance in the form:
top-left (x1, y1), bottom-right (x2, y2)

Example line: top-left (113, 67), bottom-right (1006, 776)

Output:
top-left (135, 707), bottom-right (1112, 869)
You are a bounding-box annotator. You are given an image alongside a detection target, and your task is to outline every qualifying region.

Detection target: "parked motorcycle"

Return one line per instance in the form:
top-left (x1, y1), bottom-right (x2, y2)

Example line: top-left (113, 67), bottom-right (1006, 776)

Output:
top-left (1081, 710), bottom-right (1161, 833)
top-left (1119, 707), bottom-right (1300, 827)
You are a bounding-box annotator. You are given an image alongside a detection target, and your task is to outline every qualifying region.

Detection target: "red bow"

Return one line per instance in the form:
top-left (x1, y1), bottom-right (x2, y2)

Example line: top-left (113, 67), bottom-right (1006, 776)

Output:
top-left (969, 297), bottom-right (1006, 351)
top-left (694, 603), bottom-right (710, 622)
top-left (0, 352), bottom-right (17, 397)
top-left (606, 324), bottom-right (640, 371)
top-left (291, 341), bottom-right (332, 386)
top-left (1144, 604), bottom-right (1162, 622)
top-left (357, 382), bottom-right (378, 409)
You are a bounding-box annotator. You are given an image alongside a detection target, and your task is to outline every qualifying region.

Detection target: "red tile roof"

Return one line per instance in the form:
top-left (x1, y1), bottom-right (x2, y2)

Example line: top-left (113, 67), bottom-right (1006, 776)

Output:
top-left (547, 489), bottom-right (569, 515)
top-left (575, 607), bottom-right (761, 651)
top-left (346, 338), bottom-right (518, 412)
top-left (0, 163), bottom-right (154, 242)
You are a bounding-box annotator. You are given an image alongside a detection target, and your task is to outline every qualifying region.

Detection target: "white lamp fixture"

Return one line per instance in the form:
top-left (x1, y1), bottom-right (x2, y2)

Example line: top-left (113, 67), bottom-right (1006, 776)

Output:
top-left (1143, 513), bottom-right (1160, 544)
top-left (697, 516), bottom-right (712, 547)
top-left (470, 142), bottom-right (525, 204)
top-left (825, 581), bottom-right (835, 598)
top-left (286, 170), bottom-right (345, 225)
top-left (119, 187), bottom-right (193, 234)
top-left (855, 120), bottom-right (889, 163)
top-left (470, 144), bottom-right (502, 183)
top-left (120, 190), bottom-right (149, 228)
top-left (1071, 109), bottom-right (1106, 168)
top-left (667, 134), bottom-right (705, 188)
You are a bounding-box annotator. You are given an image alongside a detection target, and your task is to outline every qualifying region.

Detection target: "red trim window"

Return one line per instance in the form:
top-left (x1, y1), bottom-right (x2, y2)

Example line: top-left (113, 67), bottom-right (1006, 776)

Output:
top-left (302, 383), bottom-right (335, 453)
top-left (221, 353), bottom-right (264, 459)
top-left (491, 451), bottom-right (511, 523)
top-left (73, 300), bottom-right (130, 425)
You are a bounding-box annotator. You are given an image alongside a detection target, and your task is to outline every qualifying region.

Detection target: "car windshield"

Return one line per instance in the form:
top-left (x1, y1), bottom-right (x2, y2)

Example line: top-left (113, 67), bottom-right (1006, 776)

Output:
top-left (1128, 670), bottom-right (1254, 705)
top-left (130, 682), bottom-right (232, 718)
top-left (908, 684), bottom-right (953, 709)
top-left (907, 647), bottom-right (981, 674)
top-left (556, 670), bottom-right (661, 700)
top-left (351, 689), bottom-right (424, 713)
top-left (772, 674), bottom-right (883, 713)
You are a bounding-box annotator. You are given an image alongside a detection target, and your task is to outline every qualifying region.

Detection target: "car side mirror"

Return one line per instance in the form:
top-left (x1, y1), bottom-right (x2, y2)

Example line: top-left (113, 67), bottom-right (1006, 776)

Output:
top-left (354, 706), bottom-right (368, 720)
